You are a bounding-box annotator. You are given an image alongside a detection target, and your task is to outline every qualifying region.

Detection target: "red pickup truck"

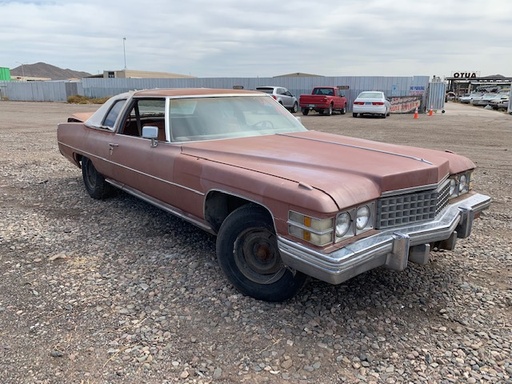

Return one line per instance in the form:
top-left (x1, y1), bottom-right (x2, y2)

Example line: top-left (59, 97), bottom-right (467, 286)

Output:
top-left (299, 87), bottom-right (347, 116)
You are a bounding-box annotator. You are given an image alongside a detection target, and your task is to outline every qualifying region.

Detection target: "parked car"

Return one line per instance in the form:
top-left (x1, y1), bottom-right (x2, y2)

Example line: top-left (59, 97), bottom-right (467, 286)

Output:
top-left (255, 86), bottom-right (298, 113)
top-left (352, 91), bottom-right (391, 118)
top-left (479, 93), bottom-right (502, 107)
top-left (299, 86), bottom-right (347, 115)
top-left (489, 97), bottom-right (510, 111)
top-left (458, 93), bottom-right (474, 104)
top-left (57, 88), bottom-right (491, 302)
top-left (471, 93), bottom-right (487, 107)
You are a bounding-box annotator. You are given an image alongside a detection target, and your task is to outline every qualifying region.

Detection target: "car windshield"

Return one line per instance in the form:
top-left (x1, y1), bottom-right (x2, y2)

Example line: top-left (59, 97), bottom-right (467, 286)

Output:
top-left (169, 95), bottom-right (306, 142)
top-left (358, 92), bottom-right (383, 99)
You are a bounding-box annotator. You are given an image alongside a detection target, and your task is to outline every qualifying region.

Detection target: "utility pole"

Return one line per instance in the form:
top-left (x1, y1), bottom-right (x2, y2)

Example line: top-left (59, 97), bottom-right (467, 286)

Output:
top-left (123, 37), bottom-right (127, 69)
top-left (16, 61), bottom-right (25, 77)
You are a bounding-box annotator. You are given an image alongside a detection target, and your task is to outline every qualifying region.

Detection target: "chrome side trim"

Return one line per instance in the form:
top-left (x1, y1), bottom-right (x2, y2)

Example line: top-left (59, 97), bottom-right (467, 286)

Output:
top-left (107, 179), bottom-right (215, 234)
top-left (58, 143), bottom-right (204, 197)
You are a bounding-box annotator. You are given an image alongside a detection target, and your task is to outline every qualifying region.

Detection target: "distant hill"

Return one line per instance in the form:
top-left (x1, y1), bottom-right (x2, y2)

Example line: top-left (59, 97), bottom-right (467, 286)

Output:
top-left (10, 62), bottom-right (91, 80)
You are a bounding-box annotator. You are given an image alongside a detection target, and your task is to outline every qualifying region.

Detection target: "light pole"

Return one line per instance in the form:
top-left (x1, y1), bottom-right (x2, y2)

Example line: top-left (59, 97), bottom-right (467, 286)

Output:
top-left (16, 61), bottom-right (25, 77)
top-left (123, 37), bottom-right (127, 69)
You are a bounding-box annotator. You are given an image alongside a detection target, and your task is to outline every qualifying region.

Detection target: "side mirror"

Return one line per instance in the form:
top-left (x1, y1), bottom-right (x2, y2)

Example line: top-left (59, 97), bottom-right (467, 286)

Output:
top-left (142, 126), bottom-right (159, 147)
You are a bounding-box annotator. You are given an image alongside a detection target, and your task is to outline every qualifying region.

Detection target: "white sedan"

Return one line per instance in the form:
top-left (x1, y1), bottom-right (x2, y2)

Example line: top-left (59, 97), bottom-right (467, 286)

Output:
top-left (353, 91), bottom-right (391, 118)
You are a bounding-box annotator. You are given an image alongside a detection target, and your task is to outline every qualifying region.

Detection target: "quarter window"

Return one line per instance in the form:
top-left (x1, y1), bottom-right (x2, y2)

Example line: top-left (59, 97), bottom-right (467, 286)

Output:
top-left (103, 100), bottom-right (127, 129)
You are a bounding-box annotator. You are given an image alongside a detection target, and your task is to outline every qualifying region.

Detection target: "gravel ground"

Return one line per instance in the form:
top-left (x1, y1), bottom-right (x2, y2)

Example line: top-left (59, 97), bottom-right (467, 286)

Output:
top-left (0, 100), bottom-right (511, 384)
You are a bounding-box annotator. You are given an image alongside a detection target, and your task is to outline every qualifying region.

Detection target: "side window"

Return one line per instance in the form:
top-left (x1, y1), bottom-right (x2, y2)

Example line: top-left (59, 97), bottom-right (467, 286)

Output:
top-left (119, 98), bottom-right (166, 140)
top-left (102, 100), bottom-right (127, 129)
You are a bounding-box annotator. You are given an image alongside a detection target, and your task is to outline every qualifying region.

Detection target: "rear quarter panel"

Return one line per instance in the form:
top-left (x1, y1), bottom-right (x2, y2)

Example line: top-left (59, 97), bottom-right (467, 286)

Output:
top-left (57, 123), bottom-right (113, 175)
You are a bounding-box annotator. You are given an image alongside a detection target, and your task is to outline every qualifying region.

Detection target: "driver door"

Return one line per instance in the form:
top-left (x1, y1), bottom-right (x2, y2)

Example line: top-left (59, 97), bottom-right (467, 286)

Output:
top-left (107, 98), bottom-right (181, 206)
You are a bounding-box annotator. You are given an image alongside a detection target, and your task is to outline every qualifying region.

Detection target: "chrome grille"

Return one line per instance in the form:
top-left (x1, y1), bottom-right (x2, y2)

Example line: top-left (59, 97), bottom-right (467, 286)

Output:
top-left (377, 181), bottom-right (450, 229)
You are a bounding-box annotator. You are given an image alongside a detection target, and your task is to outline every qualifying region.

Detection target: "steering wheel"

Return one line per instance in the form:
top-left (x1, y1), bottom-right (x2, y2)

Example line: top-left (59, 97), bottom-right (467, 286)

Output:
top-left (252, 120), bottom-right (274, 129)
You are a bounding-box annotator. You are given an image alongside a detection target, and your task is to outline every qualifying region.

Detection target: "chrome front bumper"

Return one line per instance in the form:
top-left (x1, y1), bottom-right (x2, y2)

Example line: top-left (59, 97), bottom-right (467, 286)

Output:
top-left (278, 193), bottom-right (491, 285)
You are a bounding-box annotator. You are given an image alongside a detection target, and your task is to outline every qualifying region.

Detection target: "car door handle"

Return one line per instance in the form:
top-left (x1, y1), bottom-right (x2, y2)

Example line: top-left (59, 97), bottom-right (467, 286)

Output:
top-left (108, 143), bottom-right (119, 155)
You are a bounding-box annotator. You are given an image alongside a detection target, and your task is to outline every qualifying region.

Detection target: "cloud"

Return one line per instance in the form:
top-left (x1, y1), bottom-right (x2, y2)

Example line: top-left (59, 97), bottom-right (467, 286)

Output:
top-left (1, 0), bottom-right (511, 77)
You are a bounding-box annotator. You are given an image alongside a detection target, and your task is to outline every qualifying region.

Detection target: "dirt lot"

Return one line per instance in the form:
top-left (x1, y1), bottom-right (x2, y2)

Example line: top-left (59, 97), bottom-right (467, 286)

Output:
top-left (0, 100), bottom-right (511, 384)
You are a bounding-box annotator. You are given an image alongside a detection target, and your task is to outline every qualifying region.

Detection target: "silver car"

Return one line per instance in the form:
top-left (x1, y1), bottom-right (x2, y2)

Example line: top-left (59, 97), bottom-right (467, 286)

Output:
top-left (256, 86), bottom-right (299, 113)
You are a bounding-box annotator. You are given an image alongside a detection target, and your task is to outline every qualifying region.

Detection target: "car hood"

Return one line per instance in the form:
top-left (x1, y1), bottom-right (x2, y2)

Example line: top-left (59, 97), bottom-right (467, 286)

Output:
top-left (181, 131), bottom-right (475, 209)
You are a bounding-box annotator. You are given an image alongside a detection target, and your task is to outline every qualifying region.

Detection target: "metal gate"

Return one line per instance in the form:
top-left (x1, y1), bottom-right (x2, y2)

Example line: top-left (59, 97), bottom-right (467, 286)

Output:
top-left (426, 80), bottom-right (446, 112)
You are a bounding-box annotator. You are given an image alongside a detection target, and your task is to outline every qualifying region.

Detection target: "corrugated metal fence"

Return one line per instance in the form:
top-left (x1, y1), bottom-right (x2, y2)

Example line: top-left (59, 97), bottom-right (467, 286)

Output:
top-left (80, 76), bottom-right (431, 111)
top-left (0, 75), bottom-right (433, 112)
top-left (0, 81), bottom-right (82, 102)
top-left (509, 88), bottom-right (512, 114)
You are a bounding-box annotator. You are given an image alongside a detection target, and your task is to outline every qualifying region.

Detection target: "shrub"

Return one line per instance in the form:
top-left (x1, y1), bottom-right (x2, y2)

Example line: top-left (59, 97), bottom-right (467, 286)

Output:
top-left (67, 95), bottom-right (109, 104)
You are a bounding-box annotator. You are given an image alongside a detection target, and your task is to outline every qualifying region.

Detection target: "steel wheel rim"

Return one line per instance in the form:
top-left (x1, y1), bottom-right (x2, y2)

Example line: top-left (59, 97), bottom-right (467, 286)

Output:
top-left (233, 228), bottom-right (286, 284)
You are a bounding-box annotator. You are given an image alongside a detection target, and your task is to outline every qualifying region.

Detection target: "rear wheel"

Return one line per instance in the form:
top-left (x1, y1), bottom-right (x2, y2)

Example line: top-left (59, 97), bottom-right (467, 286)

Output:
top-left (216, 205), bottom-right (307, 302)
top-left (340, 106), bottom-right (346, 115)
top-left (301, 108), bottom-right (309, 116)
top-left (353, 113), bottom-right (358, 118)
top-left (325, 104), bottom-right (333, 116)
top-left (291, 102), bottom-right (298, 113)
top-left (81, 157), bottom-right (112, 199)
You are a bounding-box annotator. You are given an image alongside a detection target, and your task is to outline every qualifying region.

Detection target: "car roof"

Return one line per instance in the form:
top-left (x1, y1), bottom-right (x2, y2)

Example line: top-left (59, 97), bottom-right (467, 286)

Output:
top-left (132, 88), bottom-right (262, 98)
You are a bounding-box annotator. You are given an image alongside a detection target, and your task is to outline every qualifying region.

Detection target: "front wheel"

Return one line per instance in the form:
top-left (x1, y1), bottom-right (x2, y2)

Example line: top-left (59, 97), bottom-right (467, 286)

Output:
top-left (81, 157), bottom-right (112, 199)
top-left (216, 205), bottom-right (307, 302)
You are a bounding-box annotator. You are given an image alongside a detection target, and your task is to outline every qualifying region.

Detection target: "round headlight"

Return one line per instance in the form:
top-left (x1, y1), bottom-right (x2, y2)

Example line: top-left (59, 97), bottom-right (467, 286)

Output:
top-left (356, 206), bottom-right (371, 230)
top-left (336, 213), bottom-right (351, 237)
top-left (459, 174), bottom-right (468, 193)
top-left (449, 178), bottom-right (457, 196)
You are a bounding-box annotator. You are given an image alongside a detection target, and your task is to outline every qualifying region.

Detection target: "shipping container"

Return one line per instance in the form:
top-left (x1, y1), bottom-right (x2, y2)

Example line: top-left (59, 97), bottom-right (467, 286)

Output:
top-left (0, 67), bottom-right (11, 81)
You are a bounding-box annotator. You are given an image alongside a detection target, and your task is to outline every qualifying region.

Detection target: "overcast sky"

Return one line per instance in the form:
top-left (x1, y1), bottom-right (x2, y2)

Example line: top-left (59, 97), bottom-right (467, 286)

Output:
top-left (1, 0), bottom-right (511, 78)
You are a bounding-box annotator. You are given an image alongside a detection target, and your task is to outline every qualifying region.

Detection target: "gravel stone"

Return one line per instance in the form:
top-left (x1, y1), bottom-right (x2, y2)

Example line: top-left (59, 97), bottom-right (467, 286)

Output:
top-left (0, 101), bottom-right (510, 383)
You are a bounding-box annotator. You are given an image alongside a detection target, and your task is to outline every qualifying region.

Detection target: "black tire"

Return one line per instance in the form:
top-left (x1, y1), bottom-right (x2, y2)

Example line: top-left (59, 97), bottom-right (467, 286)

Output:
top-left (216, 205), bottom-right (307, 302)
top-left (301, 108), bottom-right (309, 116)
top-left (352, 113), bottom-right (358, 118)
top-left (325, 104), bottom-right (333, 116)
top-left (81, 157), bottom-right (112, 199)
top-left (291, 102), bottom-right (298, 113)
top-left (340, 106), bottom-right (346, 115)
